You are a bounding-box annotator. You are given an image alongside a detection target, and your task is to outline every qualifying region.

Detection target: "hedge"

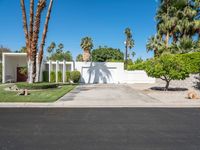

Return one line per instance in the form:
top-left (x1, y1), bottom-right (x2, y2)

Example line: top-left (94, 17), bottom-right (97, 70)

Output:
top-left (16, 82), bottom-right (58, 90)
top-left (43, 71), bottom-right (49, 82)
top-left (66, 71), bottom-right (71, 82)
top-left (70, 71), bottom-right (81, 83)
top-left (178, 52), bottom-right (200, 74)
top-left (58, 71), bottom-right (62, 82)
top-left (50, 71), bottom-right (56, 82)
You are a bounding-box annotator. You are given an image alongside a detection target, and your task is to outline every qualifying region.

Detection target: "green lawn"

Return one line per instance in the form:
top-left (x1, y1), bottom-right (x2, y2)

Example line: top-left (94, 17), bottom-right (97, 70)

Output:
top-left (0, 84), bottom-right (76, 102)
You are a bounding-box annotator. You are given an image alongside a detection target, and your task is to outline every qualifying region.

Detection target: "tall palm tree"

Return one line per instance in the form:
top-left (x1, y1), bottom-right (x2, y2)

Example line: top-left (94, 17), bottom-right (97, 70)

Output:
top-left (80, 37), bottom-right (93, 62)
top-left (31, 0), bottom-right (46, 82)
top-left (124, 27), bottom-right (134, 69)
top-left (146, 35), bottom-right (165, 57)
top-left (20, 0), bottom-right (29, 56)
top-left (37, 0), bottom-right (54, 82)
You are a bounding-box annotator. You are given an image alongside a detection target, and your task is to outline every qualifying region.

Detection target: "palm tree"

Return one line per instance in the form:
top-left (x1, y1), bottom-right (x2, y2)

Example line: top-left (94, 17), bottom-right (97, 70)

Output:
top-left (36, 0), bottom-right (54, 82)
top-left (31, 0), bottom-right (46, 82)
top-left (146, 35), bottom-right (165, 57)
top-left (20, 0), bottom-right (54, 83)
top-left (80, 37), bottom-right (93, 62)
top-left (47, 42), bottom-right (56, 56)
top-left (124, 27), bottom-right (134, 69)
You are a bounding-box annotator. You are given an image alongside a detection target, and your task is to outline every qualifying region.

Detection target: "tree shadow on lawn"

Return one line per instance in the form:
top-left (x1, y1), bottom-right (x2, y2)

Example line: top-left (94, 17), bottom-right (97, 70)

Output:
top-left (150, 87), bottom-right (188, 91)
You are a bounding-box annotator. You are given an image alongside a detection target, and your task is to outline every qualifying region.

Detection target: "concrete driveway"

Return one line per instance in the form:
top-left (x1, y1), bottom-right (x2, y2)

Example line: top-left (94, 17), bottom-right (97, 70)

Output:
top-left (58, 84), bottom-right (161, 106)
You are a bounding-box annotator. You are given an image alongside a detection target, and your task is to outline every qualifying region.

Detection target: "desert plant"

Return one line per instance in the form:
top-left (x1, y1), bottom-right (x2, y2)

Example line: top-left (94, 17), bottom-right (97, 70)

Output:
top-left (145, 54), bottom-right (190, 91)
top-left (57, 71), bottom-right (62, 82)
top-left (66, 71), bottom-right (71, 82)
top-left (70, 71), bottom-right (81, 83)
top-left (50, 71), bottom-right (56, 82)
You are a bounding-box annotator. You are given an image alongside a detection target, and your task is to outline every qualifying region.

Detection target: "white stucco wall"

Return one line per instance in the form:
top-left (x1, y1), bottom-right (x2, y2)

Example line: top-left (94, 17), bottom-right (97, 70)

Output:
top-left (75, 62), bottom-right (125, 84)
top-left (2, 53), bottom-right (155, 84)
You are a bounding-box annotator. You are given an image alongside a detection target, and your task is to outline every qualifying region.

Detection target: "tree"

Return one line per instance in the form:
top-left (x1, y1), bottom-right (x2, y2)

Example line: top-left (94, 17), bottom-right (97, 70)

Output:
top-left (47, 42), bottom-right (56, 57)
top-left (36, 0), bottom-right (54, 82)
top-left (20, 0), bottom-right (54, 83)
top-left (145, 54), bottom-right (190, 91)
top-left (150, 0), bottom-right (200, 55)
top-left (80, 37), bottom-right (93, 62)
top-left (49, 51), bottom-right (73, 61)
top-left (76, 54), bottom-right (83, 61)
top-left (146, 35), bottom-right (165, 57)
top-left (91, 46), bottom-right (124, 62)
top-left (18, 46), bottom-right (27, 53)
top-left (124, 27), bottom-right (135, 69)
top-left (0, 46), bottom-right (11, 61)
top-left (56, 43), bottom-right (64, 53)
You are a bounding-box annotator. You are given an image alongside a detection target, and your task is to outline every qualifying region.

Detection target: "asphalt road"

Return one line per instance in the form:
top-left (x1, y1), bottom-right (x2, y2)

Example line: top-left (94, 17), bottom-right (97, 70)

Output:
top-left (0, 108), bottom-right (200, 150)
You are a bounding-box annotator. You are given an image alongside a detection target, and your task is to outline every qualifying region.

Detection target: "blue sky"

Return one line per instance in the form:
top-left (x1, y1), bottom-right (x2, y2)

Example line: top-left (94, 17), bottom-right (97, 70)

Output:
top-left (0, 0), bottom-right (158, 60)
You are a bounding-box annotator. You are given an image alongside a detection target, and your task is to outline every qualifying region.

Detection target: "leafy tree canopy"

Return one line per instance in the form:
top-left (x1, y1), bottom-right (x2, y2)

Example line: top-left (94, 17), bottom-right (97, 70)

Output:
top-left (91, 46), bottom-right (124, 62)
top-left (145, 53), bottom-right (190, 90)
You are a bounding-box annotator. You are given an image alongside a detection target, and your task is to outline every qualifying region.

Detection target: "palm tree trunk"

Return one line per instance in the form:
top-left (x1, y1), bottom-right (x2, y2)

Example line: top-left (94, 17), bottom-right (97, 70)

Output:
top-left (29, 0), bottom-right (34, 57)
top-left (36, 0), bottom-right (54, 82)
top-left (20, 0), bottom-right (32, 83)
top-left (31, 0), bottom-right (46, 82)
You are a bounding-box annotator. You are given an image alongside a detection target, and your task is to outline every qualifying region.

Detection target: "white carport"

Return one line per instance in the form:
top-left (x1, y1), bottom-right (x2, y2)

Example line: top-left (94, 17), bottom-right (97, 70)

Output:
top-left (2, 53), bottom-right (27, 83)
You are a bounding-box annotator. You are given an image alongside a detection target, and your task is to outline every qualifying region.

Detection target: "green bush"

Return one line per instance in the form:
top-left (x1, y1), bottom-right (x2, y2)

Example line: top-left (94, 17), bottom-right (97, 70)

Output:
top-left (70, 71), bottom-right (81, 83)
top-left (66, 71), bottom-right (71, 82)
top-left (43, 71), bottom-right (49, 82)
top-left (0, 63), bottom-right (2, 83)
top-left (178, 52), bottom-right (200, 74)
top-left (16, 82), bottom-right (58, 90)
top-left (145, 54), bottom-right (190, 91)
top-left (127, 58), bottom-right (146, 71)
top-left (50, 71), bottom-right (56, 82)
top-left (128, 62), bottom-right (146, 70)
top-left (57, 71), bottom-right (62, 82)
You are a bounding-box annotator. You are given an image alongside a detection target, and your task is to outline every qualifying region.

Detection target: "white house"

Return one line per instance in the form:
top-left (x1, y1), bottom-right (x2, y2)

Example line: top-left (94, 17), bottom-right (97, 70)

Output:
top-left (2, 53), bottom-right (155, 84)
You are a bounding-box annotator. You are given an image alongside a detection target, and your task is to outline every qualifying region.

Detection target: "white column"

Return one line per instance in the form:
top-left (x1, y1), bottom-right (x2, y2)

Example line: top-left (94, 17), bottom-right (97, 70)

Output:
top-left (49, 60), bottom-right (52, 82)
top-left (56, 61), bottom-right (59, 83)
top-left (63, 60), bottom-right (66, 83)
top-left (71, 61), bottom-right (75, 71)
top-left (2, 53), bottom-right (5, 83)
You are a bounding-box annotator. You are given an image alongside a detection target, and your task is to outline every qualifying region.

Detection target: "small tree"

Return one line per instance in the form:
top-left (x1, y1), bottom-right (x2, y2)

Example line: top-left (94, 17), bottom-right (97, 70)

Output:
top-left (145, 54), bottom-right (190, 91)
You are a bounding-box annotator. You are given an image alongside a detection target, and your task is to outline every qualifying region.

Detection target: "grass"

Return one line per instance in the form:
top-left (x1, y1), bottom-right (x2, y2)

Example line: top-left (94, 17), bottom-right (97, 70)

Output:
top-left (0, 84), bottom-right (76, 102)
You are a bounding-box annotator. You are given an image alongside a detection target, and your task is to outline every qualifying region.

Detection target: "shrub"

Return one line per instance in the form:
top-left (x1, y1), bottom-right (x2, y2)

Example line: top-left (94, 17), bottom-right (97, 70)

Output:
top-left (16, 82), bottom-right (58, 90)
top-left (128, 62), bottom-right (146, 70)
top-left (127, 58), bottom-right (146, 71)
top-left (178, 52), bottom-right (200, 74)
top-left (57, 71), bottom-right (62, 82)
top-left (0, 63), bottom-right (2, 83)
top-left (43, 71), bottom-right (49, 82)
top-left (70, 71), bottom-right (81, 83)
top-left (145, 54), bottom-right (190, 91)
top-left (50, 71), bottom-right (56, 82)
top-left (66, 71), bottom-right (71, 82)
